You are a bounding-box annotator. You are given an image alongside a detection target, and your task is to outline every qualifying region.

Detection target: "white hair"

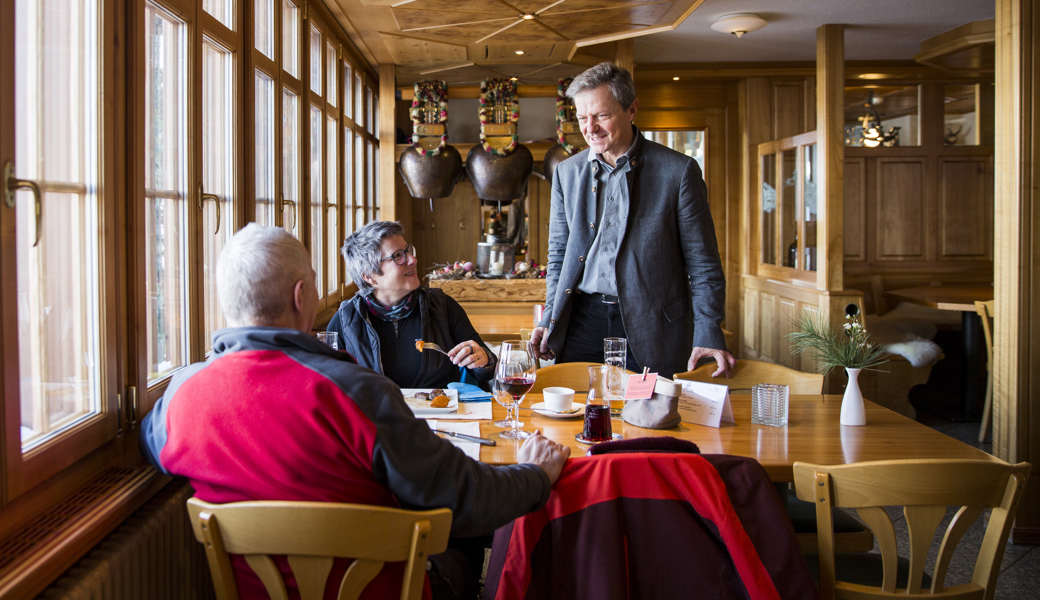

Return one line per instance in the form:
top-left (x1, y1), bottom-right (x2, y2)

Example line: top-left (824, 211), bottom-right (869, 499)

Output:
top-left (217, 223), bottom-right (312, 325)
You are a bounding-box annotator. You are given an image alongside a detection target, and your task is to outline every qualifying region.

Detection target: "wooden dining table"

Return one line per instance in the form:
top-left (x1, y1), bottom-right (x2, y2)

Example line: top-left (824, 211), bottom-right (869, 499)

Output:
top-left (462, 393), bottom-right (1001, 482)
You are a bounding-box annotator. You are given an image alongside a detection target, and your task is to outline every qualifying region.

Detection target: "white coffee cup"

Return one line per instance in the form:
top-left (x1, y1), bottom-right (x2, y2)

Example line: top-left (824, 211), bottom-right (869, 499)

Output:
top-left (542, 387), bottom-right (575, 413)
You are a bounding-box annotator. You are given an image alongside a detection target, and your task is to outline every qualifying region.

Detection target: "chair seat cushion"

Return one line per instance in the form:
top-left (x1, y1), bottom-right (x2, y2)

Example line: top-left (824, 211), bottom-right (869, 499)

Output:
top-left (787, 497), bottom-right (870, 534)
top-left (804, 552), bottom-right (932, 590)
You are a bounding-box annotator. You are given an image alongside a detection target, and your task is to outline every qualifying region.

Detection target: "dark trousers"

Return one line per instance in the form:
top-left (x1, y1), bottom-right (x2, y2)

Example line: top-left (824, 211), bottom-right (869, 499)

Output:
top-left (557, 292), bottom-right (641, 372)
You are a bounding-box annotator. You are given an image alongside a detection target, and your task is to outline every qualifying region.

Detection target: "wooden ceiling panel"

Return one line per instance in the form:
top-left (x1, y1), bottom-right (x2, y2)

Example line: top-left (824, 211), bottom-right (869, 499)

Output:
top-left (394, 10), bottom-right (514, 32)
top-left (540, 1), bottom-right (672, 24)
top-left (396, 21), bottom-right (518, 45)
top-left (383, 36), bottom-right (469, 69)
top-left (345, 0), bottom-right (697, 73)
top-left (486, 45), bottom-right (559, 61)
top-left (539, 16), bottom-right (651, 40)
top-left (484, 19), bottom-right (568, 43)
top-left (399, 0), bottom-right (517, 16)
top-left (505, 0), bottom-right (561, 15)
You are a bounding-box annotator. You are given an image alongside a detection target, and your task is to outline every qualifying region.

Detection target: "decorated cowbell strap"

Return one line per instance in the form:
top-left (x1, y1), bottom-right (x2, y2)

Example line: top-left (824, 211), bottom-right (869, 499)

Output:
top-left (556, 77), bottom-right (586, 154)
top-left (410, 80), bottom-right (449, 157)
top-left (478, 78), bottom-right (520, 156)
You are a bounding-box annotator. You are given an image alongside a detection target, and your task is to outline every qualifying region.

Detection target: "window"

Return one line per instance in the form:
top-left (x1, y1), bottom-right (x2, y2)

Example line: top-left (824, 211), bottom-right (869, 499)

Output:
top-left (12, 0), bottom-right (105, 451)
top-left (144, 3), bottom-right (190, 382)
top-left (0, 0), bottom-right (381, 584)
top-left (255, 70), bottom-right (276, 226)
top-left (282, 87), bottom-right (300, 235)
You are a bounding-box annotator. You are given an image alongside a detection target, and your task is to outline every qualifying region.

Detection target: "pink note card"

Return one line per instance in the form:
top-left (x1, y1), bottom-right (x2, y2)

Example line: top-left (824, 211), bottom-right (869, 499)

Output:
top-left (625, 373), bottom-right (658, 400)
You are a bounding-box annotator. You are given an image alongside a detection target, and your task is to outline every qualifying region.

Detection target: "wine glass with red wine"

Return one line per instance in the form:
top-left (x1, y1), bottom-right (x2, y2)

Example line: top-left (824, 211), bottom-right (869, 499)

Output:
top-left (493, 340), bottom-right (537, 440)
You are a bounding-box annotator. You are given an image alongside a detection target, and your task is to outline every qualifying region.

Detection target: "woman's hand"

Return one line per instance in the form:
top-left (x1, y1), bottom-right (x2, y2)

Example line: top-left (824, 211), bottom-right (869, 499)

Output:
top-left (448, 340), bottom-right (489, 369)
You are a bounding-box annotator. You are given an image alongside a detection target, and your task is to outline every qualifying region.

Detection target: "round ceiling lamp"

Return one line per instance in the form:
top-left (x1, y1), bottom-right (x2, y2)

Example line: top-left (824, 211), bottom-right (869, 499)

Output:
top-left (710, 13), bottom-right (767, 38)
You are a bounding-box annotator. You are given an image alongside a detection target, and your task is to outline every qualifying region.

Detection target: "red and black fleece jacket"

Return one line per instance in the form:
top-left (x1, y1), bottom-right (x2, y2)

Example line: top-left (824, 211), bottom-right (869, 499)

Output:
top-left (484, 452), bottom-right (819, 600)
top-left (140, 327), bottom-right (550, 598)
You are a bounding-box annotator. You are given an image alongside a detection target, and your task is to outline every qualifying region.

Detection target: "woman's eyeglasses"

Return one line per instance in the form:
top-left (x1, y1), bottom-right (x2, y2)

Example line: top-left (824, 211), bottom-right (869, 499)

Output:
top-left (380, 244), bottom-right (416, 265)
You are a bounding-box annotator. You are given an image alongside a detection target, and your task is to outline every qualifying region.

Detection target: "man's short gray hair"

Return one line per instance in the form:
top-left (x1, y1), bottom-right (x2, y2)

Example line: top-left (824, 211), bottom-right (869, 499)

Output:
top-left (342, 220), bottom-right (406, 295)
top-left (216, 223), bottom-right (312, 325)
top-left (566, 62), bottom-right (637, 110)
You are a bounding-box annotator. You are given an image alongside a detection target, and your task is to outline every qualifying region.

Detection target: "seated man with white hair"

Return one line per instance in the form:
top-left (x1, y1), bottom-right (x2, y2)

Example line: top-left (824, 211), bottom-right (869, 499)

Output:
top-left (140, 224), bottom-right (570, 600)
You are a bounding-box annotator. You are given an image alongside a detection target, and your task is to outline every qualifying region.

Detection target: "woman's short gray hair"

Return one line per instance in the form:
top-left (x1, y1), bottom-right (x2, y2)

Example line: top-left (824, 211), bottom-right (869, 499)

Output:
top-left (566, 62), bottom-right (637, 110)
top-left (217, 223), bottom-right (313, 326)
top-left (342, 220), bottom-right (406, 295)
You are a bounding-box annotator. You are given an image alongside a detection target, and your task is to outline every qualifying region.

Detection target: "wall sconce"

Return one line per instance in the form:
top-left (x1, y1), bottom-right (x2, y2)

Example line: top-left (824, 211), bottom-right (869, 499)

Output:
top-left (859, 91), bottom-right (899, 147)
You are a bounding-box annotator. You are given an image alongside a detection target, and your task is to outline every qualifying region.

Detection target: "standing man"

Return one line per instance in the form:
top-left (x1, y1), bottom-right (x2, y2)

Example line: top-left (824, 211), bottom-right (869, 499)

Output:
top-left (530, 62), bottom-right (734, 379)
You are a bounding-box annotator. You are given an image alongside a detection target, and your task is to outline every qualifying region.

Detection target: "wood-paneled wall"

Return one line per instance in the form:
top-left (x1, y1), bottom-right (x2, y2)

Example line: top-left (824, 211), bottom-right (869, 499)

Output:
top-left (843, 147), bottom-right (994, 315)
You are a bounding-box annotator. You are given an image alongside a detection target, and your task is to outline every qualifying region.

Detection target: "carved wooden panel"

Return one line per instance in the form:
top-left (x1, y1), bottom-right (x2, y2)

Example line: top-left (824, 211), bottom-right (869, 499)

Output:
top-left (760, 292), bottom-right (777, 362)
top-left (797, 302), bottom-right (822, 375)
top-left (743, 288), bottom-right (759, 355)
top-left (773, 82), bottom-right (806, 140)
top-left (875, 158), bottom-right (926, 260)
top-left (844, 157), bottom-right (867, 260)
top-left (939, 156), bottom-right (992, 259)
top-left (778, 297), bottom-right (798, 368)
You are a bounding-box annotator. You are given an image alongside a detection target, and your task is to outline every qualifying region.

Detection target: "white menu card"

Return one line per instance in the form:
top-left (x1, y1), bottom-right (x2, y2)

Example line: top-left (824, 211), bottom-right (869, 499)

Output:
top-left (677, 380), bottom-right (734, 428)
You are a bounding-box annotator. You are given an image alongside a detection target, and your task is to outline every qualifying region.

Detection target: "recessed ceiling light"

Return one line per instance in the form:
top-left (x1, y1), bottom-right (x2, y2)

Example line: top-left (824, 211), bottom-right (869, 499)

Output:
top-left (857, 73), bottom-right (889, 80)
top-left (514, 50), bottom-right (525, 55)
top-left (510, 77), bottom-right (518, 81)
top-left (521, 14), bottom-right (535, 20)
top-left (673, 76), bottom-right (680, 81)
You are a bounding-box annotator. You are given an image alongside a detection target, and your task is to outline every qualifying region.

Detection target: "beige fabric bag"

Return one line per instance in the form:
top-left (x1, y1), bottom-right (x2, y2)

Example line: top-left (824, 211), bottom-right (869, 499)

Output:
top-left (621, 377), bottom-right (682, 429)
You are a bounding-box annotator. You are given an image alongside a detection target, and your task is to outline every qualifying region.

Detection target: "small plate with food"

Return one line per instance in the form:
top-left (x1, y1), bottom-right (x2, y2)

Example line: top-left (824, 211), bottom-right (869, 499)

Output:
top-left (401, 388), bottom-right (460, 415)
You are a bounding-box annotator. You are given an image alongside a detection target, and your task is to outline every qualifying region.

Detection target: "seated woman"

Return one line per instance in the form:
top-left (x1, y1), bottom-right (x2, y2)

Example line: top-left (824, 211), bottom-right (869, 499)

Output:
top-left (327, 221), bottom-right (497, 389)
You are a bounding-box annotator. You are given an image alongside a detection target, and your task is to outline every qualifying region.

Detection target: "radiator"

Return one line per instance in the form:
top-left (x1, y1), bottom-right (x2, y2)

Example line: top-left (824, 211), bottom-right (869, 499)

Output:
top-left (36, 480), bottom-right (215, 600)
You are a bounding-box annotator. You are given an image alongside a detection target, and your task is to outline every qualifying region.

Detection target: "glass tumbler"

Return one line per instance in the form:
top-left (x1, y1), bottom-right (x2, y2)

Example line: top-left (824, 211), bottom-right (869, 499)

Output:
top-left (751, 383), bottom-right (789, 427)
top-left (317, 331), bottom-right (339, 350)
top-left (603, 338), bottom-right (627, 416)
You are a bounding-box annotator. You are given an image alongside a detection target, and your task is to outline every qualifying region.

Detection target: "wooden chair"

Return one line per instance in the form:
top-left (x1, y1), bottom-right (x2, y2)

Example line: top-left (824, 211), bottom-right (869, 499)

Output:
top-left (186, 497), bottom-right (452, 600)
top-left (674, 358), bottom-right (824, 395)
top-left (793, 459), bottom-right (1031, 600)
top-left (975, 300), bottom-right (994, 443)
top-left (676, 359), bottom-right (871, 553)
top-left (530, 362), bottom-right (603, 393)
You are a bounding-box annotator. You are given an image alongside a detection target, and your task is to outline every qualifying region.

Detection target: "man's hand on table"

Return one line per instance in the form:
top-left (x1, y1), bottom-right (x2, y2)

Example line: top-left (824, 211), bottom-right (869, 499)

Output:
top-left (687, 347), bottom-right (736, 378)
top-left (530, 327), bottom-right (555, 360)
top-left (518, 431), bottom-right (570, 484)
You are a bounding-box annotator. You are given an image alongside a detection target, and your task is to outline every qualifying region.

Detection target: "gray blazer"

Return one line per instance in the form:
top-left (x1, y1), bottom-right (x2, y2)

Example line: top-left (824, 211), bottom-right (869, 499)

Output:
top-left (540, 129), bottom-right (727, 378)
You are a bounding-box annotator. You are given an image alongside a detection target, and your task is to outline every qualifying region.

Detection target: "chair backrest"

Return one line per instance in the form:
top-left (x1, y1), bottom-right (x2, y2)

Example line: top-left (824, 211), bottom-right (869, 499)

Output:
top-left (974, 300), bottom-right (994, 367)
top-left (531, 362), bottom-right (602, 393)
top-left (793, 459), bottom-right (1031, 600)
top-left (674, 359), bottom-right (824, 395)
top-left (186, 497), bottom-right (452, 600)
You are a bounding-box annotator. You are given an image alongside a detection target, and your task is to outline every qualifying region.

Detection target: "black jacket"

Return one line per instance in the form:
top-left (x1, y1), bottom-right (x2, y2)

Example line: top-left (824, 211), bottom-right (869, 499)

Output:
top-left (326, 287), bottom-right (498, 389)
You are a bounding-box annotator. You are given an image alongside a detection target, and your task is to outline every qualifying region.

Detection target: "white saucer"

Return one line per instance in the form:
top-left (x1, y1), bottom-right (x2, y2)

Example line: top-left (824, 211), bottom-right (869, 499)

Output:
top-left (531, 402), bottom-right (585, 419)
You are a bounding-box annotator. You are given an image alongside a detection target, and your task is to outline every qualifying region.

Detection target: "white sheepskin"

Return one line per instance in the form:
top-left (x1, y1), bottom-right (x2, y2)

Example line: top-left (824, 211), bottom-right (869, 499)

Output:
top-left (865, 304), bottom-right (947, 367)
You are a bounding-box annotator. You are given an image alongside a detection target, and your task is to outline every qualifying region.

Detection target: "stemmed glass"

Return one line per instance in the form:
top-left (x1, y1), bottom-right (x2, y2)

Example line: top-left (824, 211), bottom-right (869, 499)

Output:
top-left (493, 340), bottom-right (537, 440)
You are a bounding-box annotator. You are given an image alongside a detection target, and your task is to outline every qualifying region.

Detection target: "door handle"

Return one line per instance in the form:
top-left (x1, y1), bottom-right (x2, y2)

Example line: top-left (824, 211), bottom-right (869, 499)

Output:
top-left (198, 183), bottom-right (221, 234)
top-left (4, 161), bottom-right (43, 247)
top-left (281, 197), bottom-right (298, 230)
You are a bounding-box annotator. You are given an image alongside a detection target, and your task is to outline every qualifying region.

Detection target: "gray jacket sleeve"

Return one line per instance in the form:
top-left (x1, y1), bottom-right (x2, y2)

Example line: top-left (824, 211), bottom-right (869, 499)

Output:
top-left (354, 374), bottom-right (551, 537)
top-left (543, 171), bottom-right (569, 328)
top-left (677, 158), bottom-right (727, 350)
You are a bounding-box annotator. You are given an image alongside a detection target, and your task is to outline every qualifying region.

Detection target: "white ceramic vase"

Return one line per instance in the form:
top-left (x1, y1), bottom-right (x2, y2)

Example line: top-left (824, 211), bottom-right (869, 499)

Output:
top-left (840, 367), bottom-right (866, 426)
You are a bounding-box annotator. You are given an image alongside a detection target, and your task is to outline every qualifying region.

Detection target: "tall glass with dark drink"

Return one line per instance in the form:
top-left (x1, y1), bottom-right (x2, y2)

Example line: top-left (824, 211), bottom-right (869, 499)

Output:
top-left (494, 340), bottom-right (537, 440)
top-left (581, 365), bottom-right (614, 442)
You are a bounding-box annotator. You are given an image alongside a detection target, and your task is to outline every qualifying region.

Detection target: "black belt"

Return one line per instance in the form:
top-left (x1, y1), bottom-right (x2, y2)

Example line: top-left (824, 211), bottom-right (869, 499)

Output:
top-left (578, 291), bottom-right (619, 305)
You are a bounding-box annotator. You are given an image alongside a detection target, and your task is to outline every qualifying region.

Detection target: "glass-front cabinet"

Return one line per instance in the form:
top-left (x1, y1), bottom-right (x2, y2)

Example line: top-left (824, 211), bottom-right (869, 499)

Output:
top-left (758, 131), bottom-right (817, 283)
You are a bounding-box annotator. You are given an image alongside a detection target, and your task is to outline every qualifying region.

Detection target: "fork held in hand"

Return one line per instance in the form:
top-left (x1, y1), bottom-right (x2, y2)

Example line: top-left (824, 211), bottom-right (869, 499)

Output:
top-left (416, 339), bottom-right (451, 357)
